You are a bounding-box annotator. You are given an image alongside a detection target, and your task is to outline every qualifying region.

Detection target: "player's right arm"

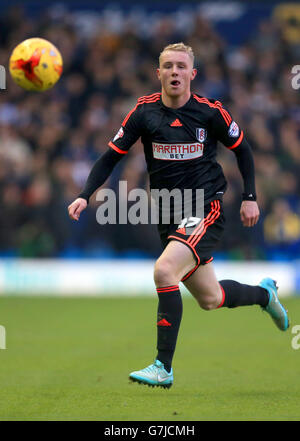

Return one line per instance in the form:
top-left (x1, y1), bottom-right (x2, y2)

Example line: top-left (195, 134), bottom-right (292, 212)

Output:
top-left (68, 149), bottom-right (123, 220)
top-left (68, 100), bottom-right (144, 221)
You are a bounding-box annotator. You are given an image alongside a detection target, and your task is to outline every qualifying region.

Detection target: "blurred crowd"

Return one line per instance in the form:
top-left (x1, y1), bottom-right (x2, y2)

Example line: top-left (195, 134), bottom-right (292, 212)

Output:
top-left (0, 3), bottom-right (299, 260)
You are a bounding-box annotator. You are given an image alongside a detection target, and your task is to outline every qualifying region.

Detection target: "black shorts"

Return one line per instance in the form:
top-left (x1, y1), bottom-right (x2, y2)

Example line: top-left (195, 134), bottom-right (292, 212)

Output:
top-left (158, 199), bottom-right (225, 281)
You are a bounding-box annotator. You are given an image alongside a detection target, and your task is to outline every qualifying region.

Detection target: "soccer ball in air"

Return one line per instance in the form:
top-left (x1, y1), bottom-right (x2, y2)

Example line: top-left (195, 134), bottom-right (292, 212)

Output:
top-left (9, 38), bottom-right (63, 92)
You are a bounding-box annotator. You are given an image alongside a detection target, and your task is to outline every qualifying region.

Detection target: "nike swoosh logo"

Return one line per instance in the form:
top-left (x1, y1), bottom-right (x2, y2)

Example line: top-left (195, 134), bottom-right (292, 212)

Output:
top-left (271, 288), bottom-right (278, 303)
top-left (157, 375), bottom-right (169, 383)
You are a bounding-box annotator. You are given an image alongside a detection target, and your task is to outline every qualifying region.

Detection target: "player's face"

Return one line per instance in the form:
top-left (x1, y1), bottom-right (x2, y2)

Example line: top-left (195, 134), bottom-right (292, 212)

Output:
top-left (157, 51), bottom-right (197, 98)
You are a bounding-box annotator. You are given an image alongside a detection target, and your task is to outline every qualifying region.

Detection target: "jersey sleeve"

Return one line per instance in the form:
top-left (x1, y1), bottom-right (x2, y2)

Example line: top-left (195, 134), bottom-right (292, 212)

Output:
top-left (108, 102), bottom-right (144, 155)
top-left (210, 101), bottom-right (244, 150)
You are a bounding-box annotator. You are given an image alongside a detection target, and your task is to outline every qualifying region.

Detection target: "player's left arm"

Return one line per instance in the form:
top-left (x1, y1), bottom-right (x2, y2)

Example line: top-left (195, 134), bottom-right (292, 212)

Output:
top-left (211, 102), bottom-right (259, 227)
top-left (232, 138), bottom-right (260, 227)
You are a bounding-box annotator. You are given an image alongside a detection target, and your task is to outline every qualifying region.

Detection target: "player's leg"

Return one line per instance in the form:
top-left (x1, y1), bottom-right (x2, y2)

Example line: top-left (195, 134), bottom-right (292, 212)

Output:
top-left (129, 240), bottom-right (195, 388)
top-left (171, 197), bottom-right (259, 310)
top-left (183, 262), bottom-right (269, 309)
top-left (153, 240), bottom-right (195, 371)
top-left (182, 262), bottom-right (223, 310)
top-left (153, 239), bottom-right (196, 286)
top-left (183, 263), bottom-right (289, 331)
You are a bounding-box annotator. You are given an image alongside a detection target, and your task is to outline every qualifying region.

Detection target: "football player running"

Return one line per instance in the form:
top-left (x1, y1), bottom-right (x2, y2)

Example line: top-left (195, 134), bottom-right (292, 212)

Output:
top-left (68, 43), bottom-right (289, 389)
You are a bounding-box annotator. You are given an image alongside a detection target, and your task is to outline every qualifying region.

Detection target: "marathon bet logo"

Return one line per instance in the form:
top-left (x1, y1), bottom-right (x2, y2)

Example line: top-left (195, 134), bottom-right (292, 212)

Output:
top-left (152, 142), bottom-right (204, 160)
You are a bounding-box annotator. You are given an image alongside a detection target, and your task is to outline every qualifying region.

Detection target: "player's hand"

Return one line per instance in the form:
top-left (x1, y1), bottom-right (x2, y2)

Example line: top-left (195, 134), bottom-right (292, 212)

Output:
top-left (68, 197), bottom-right (87, 221)
top-left (240, 200), bottom-right (260, 227)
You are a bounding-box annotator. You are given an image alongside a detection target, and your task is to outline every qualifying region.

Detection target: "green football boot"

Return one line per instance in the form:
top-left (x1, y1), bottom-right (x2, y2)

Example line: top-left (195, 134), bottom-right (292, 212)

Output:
top-left (129, 359), bottom-right (173, 389)
top-left (259, 278), bottom-right (289, 331)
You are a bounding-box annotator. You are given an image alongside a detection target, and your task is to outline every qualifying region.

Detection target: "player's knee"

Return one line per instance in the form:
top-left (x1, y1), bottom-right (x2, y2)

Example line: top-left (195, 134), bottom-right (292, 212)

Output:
top-left (193, 283), bottom-right (223, 311)
top-left (154, 258), bottom-right (177, 287)
top-left (199, 301), bottom-right (216, 311)
top-left (197, 295), bottom-right (220, 311)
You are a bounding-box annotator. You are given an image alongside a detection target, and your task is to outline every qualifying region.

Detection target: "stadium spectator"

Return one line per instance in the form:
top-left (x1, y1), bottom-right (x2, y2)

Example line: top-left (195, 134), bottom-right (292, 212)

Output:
top-left (263, 199), bottom-right (300, 260)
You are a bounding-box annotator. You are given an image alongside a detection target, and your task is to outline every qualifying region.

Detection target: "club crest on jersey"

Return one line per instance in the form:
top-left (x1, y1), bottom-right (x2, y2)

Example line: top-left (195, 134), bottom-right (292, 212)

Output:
top-left (196, 128), bottom-right (206, 142)
top-left (113, 127), bottom-right (124, 142)
top-left (228, 121), bottom-right (239, 138)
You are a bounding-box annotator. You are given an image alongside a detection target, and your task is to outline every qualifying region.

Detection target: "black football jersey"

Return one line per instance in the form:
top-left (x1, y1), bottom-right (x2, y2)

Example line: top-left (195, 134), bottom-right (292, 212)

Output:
top-left (108, 92), bottom-right (244, 204)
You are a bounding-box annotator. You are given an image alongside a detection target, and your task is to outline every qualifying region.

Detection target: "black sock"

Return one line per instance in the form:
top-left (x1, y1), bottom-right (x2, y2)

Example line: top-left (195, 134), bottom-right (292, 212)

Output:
top-left (156, 285), bottom-right (182, 372)
top-left (219, 280), bottom-right (269, 308)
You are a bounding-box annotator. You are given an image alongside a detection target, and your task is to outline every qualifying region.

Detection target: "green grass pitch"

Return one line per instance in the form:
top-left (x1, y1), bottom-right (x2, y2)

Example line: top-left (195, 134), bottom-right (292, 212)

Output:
top-left (0, 295), bottom-right (299, 421)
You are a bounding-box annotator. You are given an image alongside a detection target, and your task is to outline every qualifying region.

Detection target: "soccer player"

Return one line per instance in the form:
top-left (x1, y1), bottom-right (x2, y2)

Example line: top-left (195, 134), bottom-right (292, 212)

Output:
top-left (68, 43), bottom-right (289, 389)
